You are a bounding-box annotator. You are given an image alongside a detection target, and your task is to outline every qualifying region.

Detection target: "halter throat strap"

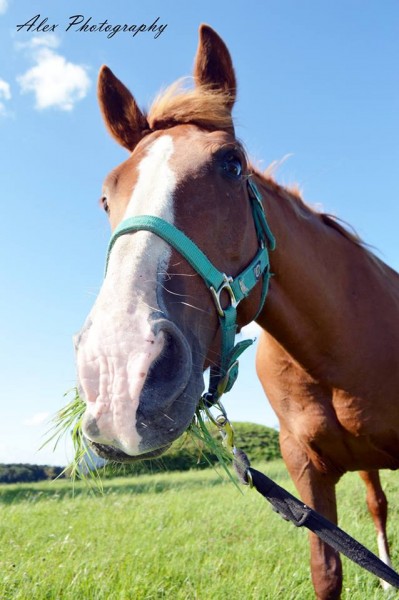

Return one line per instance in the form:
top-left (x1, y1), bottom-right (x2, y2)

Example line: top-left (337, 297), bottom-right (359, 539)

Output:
top-left (105, 176), bottom-right (275, 405)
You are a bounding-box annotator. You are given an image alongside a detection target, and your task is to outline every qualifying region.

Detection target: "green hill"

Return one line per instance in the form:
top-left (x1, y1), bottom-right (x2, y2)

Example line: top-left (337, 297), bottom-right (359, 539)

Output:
top-left (103, 422), bottom-right (281, 477)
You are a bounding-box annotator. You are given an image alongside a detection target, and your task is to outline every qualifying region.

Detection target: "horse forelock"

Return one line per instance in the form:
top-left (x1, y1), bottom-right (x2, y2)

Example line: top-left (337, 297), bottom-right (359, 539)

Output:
top-left (146, 79), bottom-right (234, 133)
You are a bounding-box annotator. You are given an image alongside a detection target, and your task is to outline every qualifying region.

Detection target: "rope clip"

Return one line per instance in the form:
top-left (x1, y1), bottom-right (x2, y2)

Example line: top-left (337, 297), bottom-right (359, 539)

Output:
top-left (216, 414), bottom-right (236, 456)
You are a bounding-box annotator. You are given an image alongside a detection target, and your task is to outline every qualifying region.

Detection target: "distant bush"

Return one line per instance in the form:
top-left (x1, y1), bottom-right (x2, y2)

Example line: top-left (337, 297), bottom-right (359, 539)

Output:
top-left (0, 464), bottom-right (65, 484)
top-left (232, 422), bottom-right (281, 463)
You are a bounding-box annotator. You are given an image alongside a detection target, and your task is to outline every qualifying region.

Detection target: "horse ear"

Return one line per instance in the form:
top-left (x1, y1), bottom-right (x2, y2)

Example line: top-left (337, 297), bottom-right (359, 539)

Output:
top-left (97, 66), bottom-right (149, 151)
top-left (194, 24), bottom-right (236, 109)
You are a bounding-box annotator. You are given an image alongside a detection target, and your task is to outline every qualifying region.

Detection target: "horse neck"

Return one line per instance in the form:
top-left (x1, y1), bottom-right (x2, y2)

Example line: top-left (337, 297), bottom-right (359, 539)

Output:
top-left (254, 174), bottom-right (396, 385)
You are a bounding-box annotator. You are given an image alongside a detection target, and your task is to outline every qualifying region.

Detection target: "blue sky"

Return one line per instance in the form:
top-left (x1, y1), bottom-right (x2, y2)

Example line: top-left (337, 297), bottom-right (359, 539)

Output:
top-left (1, 1), bottom-right (398, 465)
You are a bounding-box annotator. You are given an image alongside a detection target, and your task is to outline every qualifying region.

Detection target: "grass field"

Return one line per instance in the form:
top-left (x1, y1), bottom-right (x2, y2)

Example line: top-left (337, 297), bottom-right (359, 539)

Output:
top-left (1, 459), bottom-right (399, 599)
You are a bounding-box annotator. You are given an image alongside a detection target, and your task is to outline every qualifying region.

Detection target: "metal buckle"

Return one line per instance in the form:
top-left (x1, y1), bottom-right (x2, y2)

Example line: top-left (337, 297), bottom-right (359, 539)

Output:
top-left (210, 274), bottom-right (238, 317)
top-left (245, 469), bottom-right (254, 488)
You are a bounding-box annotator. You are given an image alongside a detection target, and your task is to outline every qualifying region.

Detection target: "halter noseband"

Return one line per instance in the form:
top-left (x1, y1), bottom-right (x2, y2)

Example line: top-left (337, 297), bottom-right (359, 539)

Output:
top-left (105, 176), bottom-right (275, 406)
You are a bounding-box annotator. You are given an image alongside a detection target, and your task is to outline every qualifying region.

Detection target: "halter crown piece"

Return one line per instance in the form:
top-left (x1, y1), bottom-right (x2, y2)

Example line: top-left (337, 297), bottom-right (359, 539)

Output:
top-left (106, 176), bottom-right (276, 406)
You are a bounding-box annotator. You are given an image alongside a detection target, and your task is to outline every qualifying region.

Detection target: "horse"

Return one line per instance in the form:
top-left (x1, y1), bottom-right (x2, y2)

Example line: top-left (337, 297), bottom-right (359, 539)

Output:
top-left (74, 24), bottom-right (399, 599)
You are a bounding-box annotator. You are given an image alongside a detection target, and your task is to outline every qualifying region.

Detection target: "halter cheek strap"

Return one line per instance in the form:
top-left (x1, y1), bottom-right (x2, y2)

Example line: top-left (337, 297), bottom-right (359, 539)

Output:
top-left (105, 176), bottom-right (275, 406)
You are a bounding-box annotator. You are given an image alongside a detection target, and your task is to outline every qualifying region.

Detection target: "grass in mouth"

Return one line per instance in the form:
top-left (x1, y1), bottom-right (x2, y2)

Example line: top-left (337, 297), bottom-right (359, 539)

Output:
top-left (42, 389), bottom-right (238, 492)
top-left (188, 404), bottom-right (240, 490)
top-left (41, 388), bottom-right (104, 492)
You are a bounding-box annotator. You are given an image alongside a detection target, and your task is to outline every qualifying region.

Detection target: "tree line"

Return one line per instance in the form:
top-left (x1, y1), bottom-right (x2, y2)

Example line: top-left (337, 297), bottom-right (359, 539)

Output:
top-left (0, 463), bottom-right (65, 484)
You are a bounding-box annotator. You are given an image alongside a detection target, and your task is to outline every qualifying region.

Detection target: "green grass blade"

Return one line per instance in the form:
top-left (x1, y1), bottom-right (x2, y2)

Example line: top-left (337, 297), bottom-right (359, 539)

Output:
top-left (188, 402), bottom-right (241, 491)
top-left (41, 388), bottom-right (104, 493)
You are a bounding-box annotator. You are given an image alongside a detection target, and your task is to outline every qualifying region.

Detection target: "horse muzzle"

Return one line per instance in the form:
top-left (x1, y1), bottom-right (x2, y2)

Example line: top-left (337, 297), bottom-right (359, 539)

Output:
top-left (78, 316), bottom-right (202, 461)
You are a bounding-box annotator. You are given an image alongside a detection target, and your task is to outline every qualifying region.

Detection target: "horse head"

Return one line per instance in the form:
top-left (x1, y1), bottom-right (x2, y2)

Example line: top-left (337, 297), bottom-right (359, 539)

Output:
top-left (75, 25), bottom-right (273, 462)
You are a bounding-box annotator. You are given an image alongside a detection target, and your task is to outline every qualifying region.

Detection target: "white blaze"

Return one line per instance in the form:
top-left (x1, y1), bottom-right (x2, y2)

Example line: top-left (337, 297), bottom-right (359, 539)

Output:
top-left (77, 135), bottom-right (176, 455)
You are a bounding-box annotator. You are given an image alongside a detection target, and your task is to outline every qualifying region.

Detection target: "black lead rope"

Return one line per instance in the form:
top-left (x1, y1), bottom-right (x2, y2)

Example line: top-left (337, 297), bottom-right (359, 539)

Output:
top-left (233, 448), bottom-right (399, 590)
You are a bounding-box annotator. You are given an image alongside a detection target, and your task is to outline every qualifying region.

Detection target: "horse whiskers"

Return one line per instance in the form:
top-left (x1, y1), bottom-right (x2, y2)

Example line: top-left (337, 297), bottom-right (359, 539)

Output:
top-left (139, 414), bottom-right (176, 431)
top-left (162, 412), bottom-right (175, 423)
top-left (157, 283), bottom-right (196, 299)
top-left (200, 354), bottom-right (223, 369)
top-left (164, 259), bottom-right (199, 272)
top-left (136, 298), bottom-right (160, 313)
top-left (171, 301), bottom-right (209, 314)
top-left (158, 268), bottom-right (199, 278)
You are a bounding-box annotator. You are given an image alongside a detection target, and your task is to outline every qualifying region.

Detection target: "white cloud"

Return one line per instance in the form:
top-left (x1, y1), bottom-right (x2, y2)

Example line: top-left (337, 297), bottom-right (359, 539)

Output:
top-left (0, 78), bottom-right (11, 100)
top-left (17, 36), bottom-right (91, 111)
top-left (0, 0), bottom-right (8, 15)
top-left (0, 77), bottom-right (11, 115)
top-left (24, 412), bottom-right (50, 427)
top-left (240, 321), bottom-right (262, 339)
top-left (16, 34), bottom-right (60, 51)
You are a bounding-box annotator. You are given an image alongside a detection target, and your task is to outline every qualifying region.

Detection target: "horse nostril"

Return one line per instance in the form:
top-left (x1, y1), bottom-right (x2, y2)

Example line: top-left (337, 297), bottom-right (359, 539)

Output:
top-left (145, 331), bottom-right (191, 396)
top-left (138, 318), bottom-right (192, 418)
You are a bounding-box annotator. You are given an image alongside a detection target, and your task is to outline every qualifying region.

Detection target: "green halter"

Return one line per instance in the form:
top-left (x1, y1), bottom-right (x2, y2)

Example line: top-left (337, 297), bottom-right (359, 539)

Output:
top-left (105, 176), bottom-right (275, 406)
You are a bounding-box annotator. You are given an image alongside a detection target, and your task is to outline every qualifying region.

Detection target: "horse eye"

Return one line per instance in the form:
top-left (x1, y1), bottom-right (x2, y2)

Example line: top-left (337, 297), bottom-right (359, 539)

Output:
top-left (101, 196), bottom-right (110, 214)
top-left (222, 154), bottom-right (243, 179)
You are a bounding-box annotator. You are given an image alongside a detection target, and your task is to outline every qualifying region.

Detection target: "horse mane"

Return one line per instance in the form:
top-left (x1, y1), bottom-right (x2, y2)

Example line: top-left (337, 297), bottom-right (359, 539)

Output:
top-left (258, 172), bottom-right (385, 262)
top-left (147, 79), bottom-right (234, 132)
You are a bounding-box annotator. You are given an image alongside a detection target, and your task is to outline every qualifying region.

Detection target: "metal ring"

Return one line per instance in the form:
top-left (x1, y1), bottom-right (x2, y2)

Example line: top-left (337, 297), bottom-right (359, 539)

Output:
top-left (210, 275), bottom-right (238, 317)
top-left (245, 469), bottom-right (254, 488)
top-left (216, 415), bottom-right (227, 427)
